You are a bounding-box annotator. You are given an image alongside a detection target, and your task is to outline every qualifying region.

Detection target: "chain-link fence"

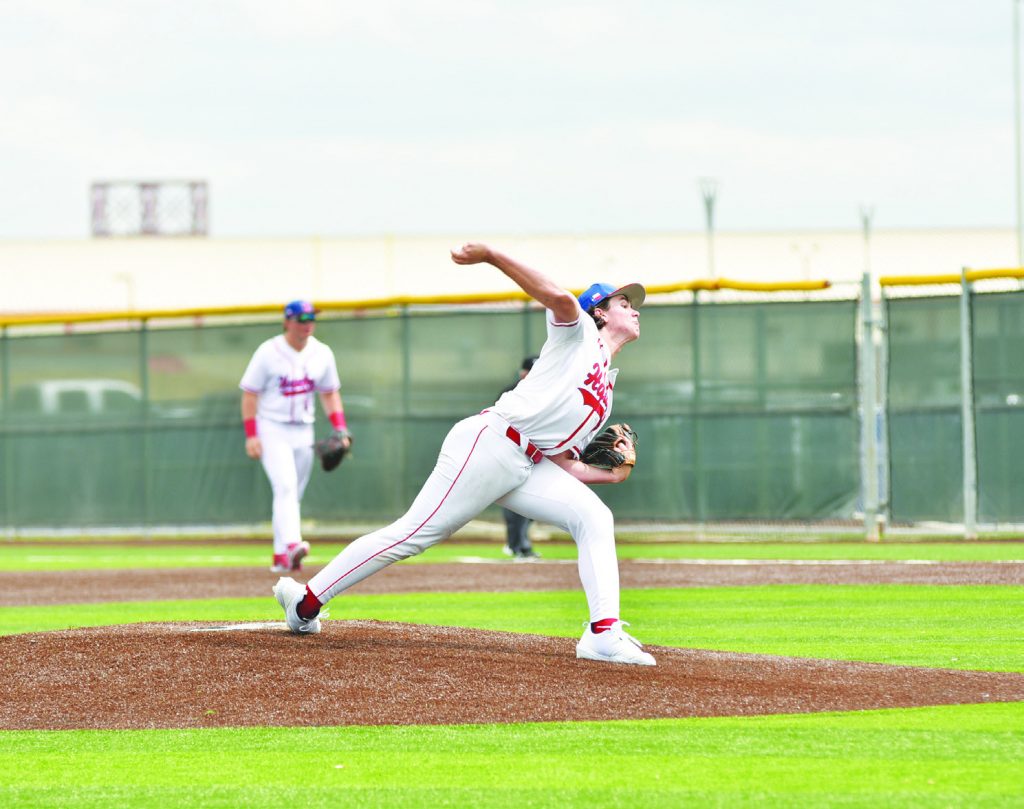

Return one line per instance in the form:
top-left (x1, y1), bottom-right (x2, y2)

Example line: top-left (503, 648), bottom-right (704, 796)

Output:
top-left (2, 276), bottom-right (1021, 538)
top-left (885, 281), bottom-right (1024, 528)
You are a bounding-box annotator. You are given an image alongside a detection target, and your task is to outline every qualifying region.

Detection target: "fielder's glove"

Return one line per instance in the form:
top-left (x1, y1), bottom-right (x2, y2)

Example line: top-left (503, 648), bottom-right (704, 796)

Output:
top-left (580, 423), bottom-right (638, 470)
top-left (314, 429), bottom-right (352, 472)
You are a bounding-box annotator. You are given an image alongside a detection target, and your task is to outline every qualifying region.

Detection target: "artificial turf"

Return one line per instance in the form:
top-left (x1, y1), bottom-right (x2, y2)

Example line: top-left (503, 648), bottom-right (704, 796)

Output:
top-left (2, 704), bottom-right (1022, 808)
top-left (1, 538), bottom-right (1023, 571)
top-left (2, 541), bottom-right (1020, 807)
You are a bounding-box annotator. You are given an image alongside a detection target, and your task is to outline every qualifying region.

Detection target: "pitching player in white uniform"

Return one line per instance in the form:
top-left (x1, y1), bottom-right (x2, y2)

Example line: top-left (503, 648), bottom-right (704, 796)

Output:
top-left (240, 300), bottom-right (351, 573)
top-left (274, 245), bottom-right (655, 665)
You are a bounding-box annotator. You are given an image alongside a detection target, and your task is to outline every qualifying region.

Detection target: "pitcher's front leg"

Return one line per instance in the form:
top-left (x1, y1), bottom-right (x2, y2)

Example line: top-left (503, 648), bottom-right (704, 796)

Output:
top-left (309, 417), bottom-right (529, 602)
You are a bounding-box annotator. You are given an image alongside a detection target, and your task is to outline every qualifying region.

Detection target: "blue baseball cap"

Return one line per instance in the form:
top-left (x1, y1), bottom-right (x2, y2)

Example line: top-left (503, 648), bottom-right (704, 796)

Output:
top-left (284, 300), bottom-right (320, 321)
top-left (577, 282), bottom-right (646, 312)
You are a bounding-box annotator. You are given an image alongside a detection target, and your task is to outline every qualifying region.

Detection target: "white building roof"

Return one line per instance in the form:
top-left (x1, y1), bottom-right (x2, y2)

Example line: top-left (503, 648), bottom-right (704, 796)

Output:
top-left (0, 227), bottom-right (1019, 314)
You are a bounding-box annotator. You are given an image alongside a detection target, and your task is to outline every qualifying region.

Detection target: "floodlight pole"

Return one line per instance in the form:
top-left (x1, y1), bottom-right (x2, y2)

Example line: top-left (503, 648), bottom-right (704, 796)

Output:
top-left (1016, 0), bottom-right (1023, 266)
top-left (698, 178), bottom-right (719, 280)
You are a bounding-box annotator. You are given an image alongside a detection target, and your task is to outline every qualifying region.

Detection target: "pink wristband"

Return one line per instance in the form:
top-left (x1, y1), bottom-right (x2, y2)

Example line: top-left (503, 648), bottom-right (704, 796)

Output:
top-left (243, 418), bottom-right (257, 438)
top-left (329, 411), bottom-right (348, 431)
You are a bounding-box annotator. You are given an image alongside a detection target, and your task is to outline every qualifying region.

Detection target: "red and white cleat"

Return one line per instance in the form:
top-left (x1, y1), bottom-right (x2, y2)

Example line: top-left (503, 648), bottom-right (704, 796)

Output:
top-left (576, 620), bottom-right (656, 666)
top-left (270, 553), bottom-right (290, 574)
top-left (286, 540), bottom-right (310, 571)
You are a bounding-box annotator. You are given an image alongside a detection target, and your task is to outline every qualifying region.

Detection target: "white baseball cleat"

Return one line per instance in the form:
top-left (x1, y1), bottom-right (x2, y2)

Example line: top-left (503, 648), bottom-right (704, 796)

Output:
top-left (273, 576), bottom-right (322, 635)
top-left (576, 620), bottom-right (656, 666)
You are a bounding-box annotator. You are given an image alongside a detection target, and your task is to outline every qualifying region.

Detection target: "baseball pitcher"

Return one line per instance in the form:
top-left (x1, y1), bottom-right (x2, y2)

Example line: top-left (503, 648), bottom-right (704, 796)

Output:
top-left (274, 247), bottom-right (653, 665)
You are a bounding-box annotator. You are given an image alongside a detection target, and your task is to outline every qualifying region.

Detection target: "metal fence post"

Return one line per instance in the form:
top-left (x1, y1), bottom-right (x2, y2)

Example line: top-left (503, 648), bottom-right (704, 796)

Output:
top-left (1, 326), bottom-right (8, 532)
top-left (400, 305), bottom-right (412, 504)
top-left (691, 294), bottom-right (705, 528)
top-left (139, 319), bottom-right (151, 531)
top-left (521, 300), bottom-right (533, 359)
top-left (877, 291), bottom-right (891, 528)
top-left (860, 272), bottom-right (880, 541)
top-left (960, 268), bottom-right (978, 539)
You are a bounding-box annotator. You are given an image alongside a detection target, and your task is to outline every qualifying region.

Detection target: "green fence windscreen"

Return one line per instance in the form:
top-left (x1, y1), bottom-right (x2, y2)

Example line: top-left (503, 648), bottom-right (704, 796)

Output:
top-left (885, 295), bottom-right (963, 522)
top-left (0, 300), bottom-right (860, 530)
top-left (885, 290), bottom-right (1024, 524)
top-left (973, 292), bottom-right (1024, 522)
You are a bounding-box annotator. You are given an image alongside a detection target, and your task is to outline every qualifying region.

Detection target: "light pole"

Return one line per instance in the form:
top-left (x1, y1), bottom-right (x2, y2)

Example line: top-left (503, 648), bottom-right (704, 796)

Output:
top-left (789, 242), bottom-right (820, 281)
top-left (114, 272), bottom-right (136, 311)
top-left (1015, 0), bottom-right (1023, 265)
top-left (860, 205), bottom-right (875, 279)
top-left (698, 177), bottom-right (719, 279)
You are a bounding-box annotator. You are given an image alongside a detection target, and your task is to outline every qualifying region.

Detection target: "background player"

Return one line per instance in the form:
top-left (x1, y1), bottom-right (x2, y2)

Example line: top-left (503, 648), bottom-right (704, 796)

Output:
top-left (274, 244), bottom-right (655, 665)
top-left (500, 356), bottom-right (540, 559)
top-left (240, 300), bottom-right (351, 573)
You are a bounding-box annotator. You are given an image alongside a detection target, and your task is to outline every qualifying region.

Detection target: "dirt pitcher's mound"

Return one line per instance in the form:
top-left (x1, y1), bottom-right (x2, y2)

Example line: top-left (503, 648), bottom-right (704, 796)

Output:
top-left (4, 621), bottom-right (1024, 730)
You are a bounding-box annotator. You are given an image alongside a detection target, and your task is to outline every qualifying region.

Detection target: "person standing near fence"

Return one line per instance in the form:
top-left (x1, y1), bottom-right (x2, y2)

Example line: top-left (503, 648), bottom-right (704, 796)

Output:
top-left (501, 356), bottom-right (541, 559)
top-left (240, 300), bottom-right (351, 573)
top-left (273, 243), bottom-right (656, 665)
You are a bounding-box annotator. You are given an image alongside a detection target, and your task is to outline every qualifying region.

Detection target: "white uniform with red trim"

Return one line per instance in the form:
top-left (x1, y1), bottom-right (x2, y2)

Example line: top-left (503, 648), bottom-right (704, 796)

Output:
top-left (492, 312), bottom-right (616, 459)
top-left (308, 310), bottom-right (623, 622)
top-left (239, 334), bottom-right (341, 555)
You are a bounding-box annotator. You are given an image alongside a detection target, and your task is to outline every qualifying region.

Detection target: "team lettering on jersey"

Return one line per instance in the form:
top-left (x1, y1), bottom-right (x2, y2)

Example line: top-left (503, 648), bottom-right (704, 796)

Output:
top-left (278, 375), bottom-right (315, 397)
top-left (579, 360), bottom-right (611, 422)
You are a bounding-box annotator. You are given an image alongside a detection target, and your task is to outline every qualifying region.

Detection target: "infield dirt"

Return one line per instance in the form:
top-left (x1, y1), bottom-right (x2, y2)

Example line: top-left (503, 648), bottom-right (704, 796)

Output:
top-left (2, 556), bottom-right (1022, 730)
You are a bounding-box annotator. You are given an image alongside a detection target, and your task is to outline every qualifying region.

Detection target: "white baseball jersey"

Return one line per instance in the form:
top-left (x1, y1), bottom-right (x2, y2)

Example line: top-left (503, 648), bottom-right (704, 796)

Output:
top-left (492, 311), bottom-right (617, 458)
top-left (239, 334), bottom-right (340, 424)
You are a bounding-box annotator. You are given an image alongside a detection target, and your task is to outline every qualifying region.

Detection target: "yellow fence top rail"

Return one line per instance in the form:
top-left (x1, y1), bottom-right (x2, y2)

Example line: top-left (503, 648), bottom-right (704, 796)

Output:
top-left (879, 268), bottom-right (1024, 287)
top-left (0, 277), bottom-right (833, 328)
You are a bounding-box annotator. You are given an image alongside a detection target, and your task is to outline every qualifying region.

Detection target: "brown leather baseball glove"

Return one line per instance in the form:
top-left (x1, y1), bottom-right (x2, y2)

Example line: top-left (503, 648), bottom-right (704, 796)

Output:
top-left (580, 423), bottom-right (638, 470)
top-left (314, 429), bottom-right (351, 472)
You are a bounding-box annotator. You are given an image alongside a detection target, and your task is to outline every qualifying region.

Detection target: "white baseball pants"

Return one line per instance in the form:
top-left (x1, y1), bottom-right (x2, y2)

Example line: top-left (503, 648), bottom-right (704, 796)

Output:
top-left (307, 411), bottom-right (621, 622)
top-left (257, 418), bottom-right (315, 555)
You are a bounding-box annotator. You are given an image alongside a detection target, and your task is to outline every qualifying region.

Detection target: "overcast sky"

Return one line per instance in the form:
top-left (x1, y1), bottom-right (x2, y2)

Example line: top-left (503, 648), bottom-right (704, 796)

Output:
top-left (1, 0), bottom-right (1018, 239)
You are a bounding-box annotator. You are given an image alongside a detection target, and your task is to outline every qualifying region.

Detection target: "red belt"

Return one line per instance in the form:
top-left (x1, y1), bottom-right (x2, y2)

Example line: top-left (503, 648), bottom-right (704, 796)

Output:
top-left (505, 426), bottom-right (543, 464)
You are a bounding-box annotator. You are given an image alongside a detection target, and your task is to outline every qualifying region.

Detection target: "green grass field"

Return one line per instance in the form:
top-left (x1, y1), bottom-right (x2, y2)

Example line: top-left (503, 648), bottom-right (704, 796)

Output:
top-left (2, 537), bottom-right (1024, 571)
top-left (1, 539), bottom-right (1022, 808)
